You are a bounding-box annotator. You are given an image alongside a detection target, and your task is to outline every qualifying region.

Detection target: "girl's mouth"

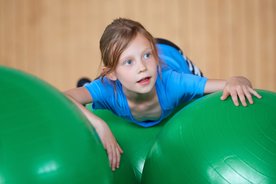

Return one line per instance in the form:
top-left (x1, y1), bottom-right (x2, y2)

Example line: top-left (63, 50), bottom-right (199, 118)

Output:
top-left (137, 77), bottom-right (151, 84)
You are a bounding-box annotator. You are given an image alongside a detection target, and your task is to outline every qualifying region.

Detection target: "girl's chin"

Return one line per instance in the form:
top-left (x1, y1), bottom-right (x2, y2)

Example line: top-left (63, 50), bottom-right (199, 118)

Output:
top-left (136, 86), bottom-right (155, 94)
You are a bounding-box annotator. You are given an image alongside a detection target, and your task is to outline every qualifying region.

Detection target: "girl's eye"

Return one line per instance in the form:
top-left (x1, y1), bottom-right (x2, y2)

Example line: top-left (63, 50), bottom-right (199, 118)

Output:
top-left (144, 52), bottom-right (151, 59)
top-left (123, 59), bottom-right (133, 65)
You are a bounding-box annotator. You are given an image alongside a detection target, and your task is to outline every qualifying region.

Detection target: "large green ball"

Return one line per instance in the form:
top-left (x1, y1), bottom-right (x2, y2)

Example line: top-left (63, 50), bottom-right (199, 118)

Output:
top-left (142, 90), bottom-right (276, 184)
top-left (91, 110), bottom-right (166, 184)
top-left (0, 66), bottom-right (112, 183)
top-left (87, 96), bottom-right (189, 184)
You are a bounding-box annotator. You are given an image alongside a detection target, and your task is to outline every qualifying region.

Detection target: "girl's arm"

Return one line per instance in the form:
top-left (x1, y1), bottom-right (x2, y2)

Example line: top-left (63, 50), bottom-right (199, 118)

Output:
top-left (64, 87), bottom-right (123, 171)
top-left (204, 76), bottom-right (262, 106)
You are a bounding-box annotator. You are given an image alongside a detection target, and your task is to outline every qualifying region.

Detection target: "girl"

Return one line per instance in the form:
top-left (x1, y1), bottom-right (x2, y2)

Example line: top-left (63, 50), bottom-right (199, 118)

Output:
top-left (64, 18), bottom-right (261, 171)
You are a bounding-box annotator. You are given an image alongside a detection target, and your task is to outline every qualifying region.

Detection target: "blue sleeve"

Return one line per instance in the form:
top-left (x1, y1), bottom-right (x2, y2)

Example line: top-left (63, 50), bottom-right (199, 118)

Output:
top-left (84, 78), bottom-right (115, 110)
top-left (157, 44), bottom-right (191, 74)
top-left (162, 70), bottom-right (207, 107)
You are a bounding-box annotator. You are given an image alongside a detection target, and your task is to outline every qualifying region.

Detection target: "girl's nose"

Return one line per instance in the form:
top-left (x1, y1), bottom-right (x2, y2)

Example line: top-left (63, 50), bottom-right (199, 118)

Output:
top-left (138, 61), bottom-right (147, 73)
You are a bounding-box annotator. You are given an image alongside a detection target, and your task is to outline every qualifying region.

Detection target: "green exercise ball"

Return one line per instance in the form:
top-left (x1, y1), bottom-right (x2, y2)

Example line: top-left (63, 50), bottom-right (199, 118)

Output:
top-left (88, 97), bottom-right (189, 184)
top-left (142, 90), bottom-right (276, 184)
top-left (91, 109), bottom-right (167, 184)
top-left (0, 66), bottom-right (112, 184)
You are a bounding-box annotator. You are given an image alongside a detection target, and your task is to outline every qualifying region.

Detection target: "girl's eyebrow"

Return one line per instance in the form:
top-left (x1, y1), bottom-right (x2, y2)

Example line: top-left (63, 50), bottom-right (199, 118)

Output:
top-left (119, 55), bottom-right (131, 63)
top-left (144, 47), bottom-right (152, 51)
top-left (142, 47), bottom-right (152, 54)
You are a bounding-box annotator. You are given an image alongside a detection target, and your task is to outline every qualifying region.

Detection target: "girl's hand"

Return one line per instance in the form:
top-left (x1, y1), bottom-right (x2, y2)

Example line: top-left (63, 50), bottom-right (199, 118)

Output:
top-left (94, 120), bottom-right (123, 171)
top-left (221, 76), bottom-right (262, 106)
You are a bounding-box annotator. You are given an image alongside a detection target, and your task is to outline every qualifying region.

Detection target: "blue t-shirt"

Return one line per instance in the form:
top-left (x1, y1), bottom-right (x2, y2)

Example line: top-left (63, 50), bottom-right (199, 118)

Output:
top-left (84, 43), bottom-right (208, 127)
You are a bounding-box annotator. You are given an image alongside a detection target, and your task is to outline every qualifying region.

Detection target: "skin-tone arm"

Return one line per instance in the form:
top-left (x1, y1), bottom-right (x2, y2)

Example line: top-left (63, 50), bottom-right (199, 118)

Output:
top-left (64, 87), bottom-right (123, 171)
top-left (204, 76), bottom-right (262, 106)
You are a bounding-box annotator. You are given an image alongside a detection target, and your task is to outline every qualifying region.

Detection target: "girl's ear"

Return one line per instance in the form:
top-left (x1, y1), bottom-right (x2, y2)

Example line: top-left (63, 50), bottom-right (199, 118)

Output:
top-left (102, 67), bottom-right (117, 81)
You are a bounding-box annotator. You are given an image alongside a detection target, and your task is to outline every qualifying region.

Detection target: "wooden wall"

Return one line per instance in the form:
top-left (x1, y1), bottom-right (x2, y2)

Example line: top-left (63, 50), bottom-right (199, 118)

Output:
top-left (0, 0), bottom-right (275, 91)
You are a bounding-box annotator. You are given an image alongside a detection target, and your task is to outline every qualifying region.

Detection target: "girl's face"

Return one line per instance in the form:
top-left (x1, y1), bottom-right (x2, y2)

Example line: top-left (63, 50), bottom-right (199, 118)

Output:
top-left (111, 33), bottom-right (158, 96)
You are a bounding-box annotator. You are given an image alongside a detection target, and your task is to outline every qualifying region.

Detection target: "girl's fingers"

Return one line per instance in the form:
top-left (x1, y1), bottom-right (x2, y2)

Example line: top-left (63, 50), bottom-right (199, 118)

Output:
top-left (116, 147), bottom-right (121, 169)
top-left (107, 143), bottom-right (123, 171)
top-left (230, 90), bottom-right (239, 106)
top-left (118, 144), bottom-right (123, 154)
top-left (116, 144), bottom-right (123, 168)
top-left (243, 86), bottom-right (253, 104)
top-left (106, 144), bottom-right (116, 171)
top-left (106, 146), bottom-right (113, 169)
top-left (222, 78), bottom-right (261, 106)
top-left (112, 145), bottom-right (118, 171)
top-left (249, 88), bottom-right (262, 99)
top-left (109, 148), bottom-right (114, 169)
top-left (236, 86), bottom-right (247, 106)
top-left (231, 86), bottom-right (261, 107)
top-left (220, 90), bottom-right (230, 100)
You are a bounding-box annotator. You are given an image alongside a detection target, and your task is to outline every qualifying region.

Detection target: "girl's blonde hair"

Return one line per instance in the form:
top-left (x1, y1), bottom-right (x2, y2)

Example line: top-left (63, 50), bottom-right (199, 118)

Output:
top-left (98, 18), bottom-right (159, 79)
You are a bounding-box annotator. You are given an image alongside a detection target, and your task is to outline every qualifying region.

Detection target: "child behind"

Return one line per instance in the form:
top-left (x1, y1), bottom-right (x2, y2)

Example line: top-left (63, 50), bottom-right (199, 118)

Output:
top-left (64, 18), bottom-right (261, 171)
